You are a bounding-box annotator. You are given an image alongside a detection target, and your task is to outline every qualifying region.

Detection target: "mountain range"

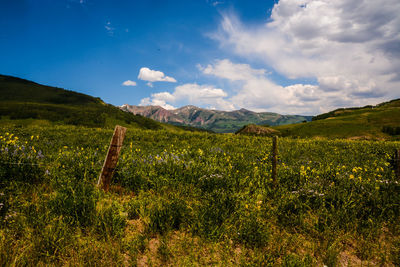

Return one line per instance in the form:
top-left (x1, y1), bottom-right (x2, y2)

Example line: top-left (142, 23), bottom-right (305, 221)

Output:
top-left (2, 74), bottom-right (399, 139)
top-left (120, 104), bottom-right (312, 133)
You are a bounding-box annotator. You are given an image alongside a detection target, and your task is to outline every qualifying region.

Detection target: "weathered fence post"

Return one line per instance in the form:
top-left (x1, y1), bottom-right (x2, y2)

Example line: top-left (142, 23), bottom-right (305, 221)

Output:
top-left (395, 149), bottom-right (400, 180)
top-left (272, 136), bottom-right (278, 185)
top-left (97, 125), bottom-right (127, 191)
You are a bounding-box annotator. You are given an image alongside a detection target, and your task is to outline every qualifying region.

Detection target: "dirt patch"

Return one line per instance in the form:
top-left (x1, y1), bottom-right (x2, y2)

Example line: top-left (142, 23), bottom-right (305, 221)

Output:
top-left (348, 135), bottom-right (372, 140)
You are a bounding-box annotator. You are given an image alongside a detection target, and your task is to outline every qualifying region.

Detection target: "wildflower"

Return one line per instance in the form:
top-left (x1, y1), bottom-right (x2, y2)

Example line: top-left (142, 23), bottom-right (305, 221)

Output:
top-left (37, 150), bottom-right (44, 159)
top-left (198, 148), bottom-right (204, 156)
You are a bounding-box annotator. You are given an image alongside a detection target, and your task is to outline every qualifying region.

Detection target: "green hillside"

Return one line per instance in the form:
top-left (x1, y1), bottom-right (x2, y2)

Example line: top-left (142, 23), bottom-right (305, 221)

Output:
top-left (0, 74), bottom-right (163, 129)
top-left (272, 99), bottom-right (400, 139)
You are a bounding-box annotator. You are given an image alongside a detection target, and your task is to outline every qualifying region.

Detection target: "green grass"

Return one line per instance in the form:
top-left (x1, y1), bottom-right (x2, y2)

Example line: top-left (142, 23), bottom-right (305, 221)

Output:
top-left (1, 74), bottom-right (400, 264)
top-left (1, 124), bottom-right (399, 265)
top-left (273, 99), bottom-right (400, 140)
top-left (0, 74), bottom-right (213, 134)
top-left (0, 74), bottom-right (165, 130)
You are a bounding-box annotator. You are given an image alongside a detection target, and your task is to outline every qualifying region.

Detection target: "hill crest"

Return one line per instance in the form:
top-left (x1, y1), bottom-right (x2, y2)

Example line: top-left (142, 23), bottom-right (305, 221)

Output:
top-left (273, 98), bottom-right (400, 140)
top-left (0, 74), bottom-right (161, 129)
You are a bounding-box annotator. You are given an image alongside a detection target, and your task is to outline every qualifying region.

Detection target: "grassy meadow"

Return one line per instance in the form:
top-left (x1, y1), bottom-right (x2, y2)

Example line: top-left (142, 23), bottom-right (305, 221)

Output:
top-left (273, 99), bottom-right (400, 140)
top-left (1, 125), bottom-right (400, 266)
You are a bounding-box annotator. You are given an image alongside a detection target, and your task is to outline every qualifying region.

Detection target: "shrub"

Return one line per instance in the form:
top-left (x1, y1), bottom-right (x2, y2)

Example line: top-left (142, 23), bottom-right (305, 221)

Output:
top-left (382, 126), bottom-right (400, 136)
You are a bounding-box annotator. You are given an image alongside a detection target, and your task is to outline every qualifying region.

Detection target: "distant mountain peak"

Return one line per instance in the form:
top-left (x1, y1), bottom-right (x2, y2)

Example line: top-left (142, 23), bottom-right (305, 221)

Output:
top-left (238, 107), bottom-right (253, 113)
top-left (178, 105), bottom-right (199, 110)
top-left (120, 104), bottom-right (312, 133)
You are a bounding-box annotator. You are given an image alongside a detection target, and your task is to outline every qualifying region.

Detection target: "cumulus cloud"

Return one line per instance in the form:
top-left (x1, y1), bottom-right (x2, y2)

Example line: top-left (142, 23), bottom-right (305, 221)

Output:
top-left (139, 83), bottom-right (234, 110)
top-left (140, 97), bottom-right (176, 110)
top-left (138, 67), bottom-right (177, 83)
top-left (201, 59), bottom-right (266, 81)
top-left (201, 59), bottom-right (332, 114)
top-left (213, 0), bottom-right (400, 113)
top-left (122, 80), bottom-right (137, 86)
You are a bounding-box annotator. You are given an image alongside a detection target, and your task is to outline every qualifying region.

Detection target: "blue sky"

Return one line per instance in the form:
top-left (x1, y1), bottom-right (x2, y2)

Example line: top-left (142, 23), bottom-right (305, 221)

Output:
top-left (1, 0), bottom-right (399, 115)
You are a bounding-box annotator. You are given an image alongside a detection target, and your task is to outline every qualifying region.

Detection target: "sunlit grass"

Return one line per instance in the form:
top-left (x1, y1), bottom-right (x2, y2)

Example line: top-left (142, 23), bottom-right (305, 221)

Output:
top-left (0, 125), bottom-right (399, 265)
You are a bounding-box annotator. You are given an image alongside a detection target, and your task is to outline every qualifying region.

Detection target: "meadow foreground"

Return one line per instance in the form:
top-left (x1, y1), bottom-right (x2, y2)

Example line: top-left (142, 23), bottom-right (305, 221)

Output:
top-left (1, 125), bottom-right (399, 266)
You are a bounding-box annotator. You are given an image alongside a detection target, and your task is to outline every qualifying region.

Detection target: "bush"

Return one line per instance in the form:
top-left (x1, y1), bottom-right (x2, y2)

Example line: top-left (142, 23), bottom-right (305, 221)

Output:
top-left (382, 126), bottom-right (400, 136)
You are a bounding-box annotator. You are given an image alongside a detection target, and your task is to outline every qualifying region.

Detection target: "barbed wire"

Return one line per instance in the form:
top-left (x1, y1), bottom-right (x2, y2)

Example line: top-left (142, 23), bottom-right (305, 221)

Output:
top-left (0, 161), bottom-right (44, 166)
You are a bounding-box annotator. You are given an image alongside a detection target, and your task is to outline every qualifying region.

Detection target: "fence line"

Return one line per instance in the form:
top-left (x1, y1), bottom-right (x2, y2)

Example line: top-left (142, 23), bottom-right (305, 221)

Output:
top-left (0, 161), bottom-right (44, 166)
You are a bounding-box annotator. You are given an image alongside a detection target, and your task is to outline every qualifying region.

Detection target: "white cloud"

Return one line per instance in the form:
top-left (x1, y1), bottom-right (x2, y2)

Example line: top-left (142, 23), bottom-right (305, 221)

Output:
top-left (213, 0), bottom-right (400, 113)
top-left (212, 1), bottom-right (224, 7)
top-left (138, 67), bottom-right (177, 83)
top-left (122, 80), bottom-right (137, 86)
top-left (141, 58), bottom-right (355, 114)
top-left (201, 59), bottom-right (367, 114)
top-left (140, 97), bottom-right (176, 110)
top-left (201, 59), bottom-right (266, 81)
top-left (139, 83), bottom-right (234, 110)
top-left (105, 21), bottom-right (114, 35)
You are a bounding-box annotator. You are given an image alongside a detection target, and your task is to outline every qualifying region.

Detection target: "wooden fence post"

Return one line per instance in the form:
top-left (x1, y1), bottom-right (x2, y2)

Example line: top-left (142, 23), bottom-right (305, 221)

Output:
top-left (272, 136), bottom-right (278, 185)
top-left (97, 125), bottom-right (127, 191)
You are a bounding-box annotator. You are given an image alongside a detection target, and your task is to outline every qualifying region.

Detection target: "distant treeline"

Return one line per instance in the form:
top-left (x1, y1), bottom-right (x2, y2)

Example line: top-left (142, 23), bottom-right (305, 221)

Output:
top-left (0, 102), bottom-right (161, 129)
top-left (382, 125), bottom-right (400, 136)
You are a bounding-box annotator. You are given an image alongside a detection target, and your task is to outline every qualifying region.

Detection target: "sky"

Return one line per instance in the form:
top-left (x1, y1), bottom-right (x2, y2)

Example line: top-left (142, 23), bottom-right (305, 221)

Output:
top-left (1, 0), bottom-right (399, 115)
